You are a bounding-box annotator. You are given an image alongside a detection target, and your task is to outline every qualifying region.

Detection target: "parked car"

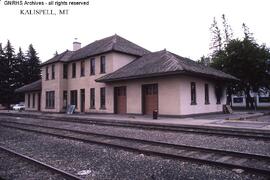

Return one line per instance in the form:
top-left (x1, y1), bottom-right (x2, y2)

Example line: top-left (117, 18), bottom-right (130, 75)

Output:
top-left (13, 104), bottom-right (25, 111)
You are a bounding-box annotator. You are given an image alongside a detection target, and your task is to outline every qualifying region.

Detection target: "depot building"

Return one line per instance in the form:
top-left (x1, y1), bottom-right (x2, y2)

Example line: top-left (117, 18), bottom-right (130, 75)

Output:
top-left (16, 35), bottom-right (237, 116)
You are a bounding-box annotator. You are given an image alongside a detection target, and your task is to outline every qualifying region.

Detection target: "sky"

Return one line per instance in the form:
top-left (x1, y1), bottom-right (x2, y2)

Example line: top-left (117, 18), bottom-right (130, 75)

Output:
top-left (0, 0), bottom-right (269, 62)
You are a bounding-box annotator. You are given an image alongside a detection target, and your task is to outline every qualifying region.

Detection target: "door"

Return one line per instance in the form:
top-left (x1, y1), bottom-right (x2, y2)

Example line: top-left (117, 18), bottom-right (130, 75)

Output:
top-left (80, 89), bottom-right (85, 112)
top-left (142, 84), bottom-right (158, 115)
top-left (114, 86), bottom-right (127, 114)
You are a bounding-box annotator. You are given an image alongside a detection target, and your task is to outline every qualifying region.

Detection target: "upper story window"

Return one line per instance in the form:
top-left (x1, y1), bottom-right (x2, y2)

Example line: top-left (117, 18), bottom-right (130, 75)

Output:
top-left (100, 56), bottom-right (106, 74)
top-left (191, 82), bottom-right (197, 105)
top-left (72, 63), bottom-right (76, 78)
top-left (46, 66), bottom-right (49, 80)
top-left (63, 64), bottom-right (68, 79)
top-left (80, 60), bottom-right (85, 77)
top-left (205, 84), bottom-right (210, 104)
top-left (51, 64), bottom-right (55, 79)
top-left (90, 58), bottom-right (95, 75)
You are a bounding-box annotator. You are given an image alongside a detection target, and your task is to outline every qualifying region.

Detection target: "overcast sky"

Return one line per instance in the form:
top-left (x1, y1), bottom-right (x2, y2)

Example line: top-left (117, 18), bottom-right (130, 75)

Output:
top-left (0, 0), bottom-right (269, 62)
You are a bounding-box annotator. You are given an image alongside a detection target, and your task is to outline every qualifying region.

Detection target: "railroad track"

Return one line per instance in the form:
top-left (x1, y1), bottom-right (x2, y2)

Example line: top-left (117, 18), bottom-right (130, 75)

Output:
top-left (0, 120), bottom-right (270, 176)
top-left (0, 145), bottom-right (83, 180)
top-left (1, 113), bottom-right (270, 140)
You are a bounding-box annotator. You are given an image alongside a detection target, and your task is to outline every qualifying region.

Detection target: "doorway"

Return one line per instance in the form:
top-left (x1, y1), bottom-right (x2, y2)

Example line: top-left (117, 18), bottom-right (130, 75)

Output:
top-left (80, 89), bottom-right (85, 112)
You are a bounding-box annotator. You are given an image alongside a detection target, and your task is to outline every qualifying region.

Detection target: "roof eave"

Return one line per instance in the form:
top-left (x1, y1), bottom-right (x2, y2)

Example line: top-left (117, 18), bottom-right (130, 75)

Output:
top-left (15, 89), bottom-right (41, 93)
top-left (96, 71), bottom-right (238, 83)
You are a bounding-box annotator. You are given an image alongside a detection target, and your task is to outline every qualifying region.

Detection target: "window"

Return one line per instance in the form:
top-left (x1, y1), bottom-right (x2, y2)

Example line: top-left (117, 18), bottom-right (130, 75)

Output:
top-left (72, 63), bottom-right (76, 78)
top-left (46, 91), bottom-right (55, 109)
top-left (191, 82), bottom-right (196, 105)
top-left (32, 93), bottom-right (35, 108)
top-left (90, 88), bottom-right (95, 109)
top-left (63, 64), bottom-right (68, 79)
top-left (90, 58), bottom-right (95, 75)
top-left (215, 85), bottom-right (222, 104)
top-left (70, 90), bottom-right (78, 108)
top-left (28, 94), bottom-right (30, 108)
top-left (63, 91), bottom-right (68, 108)
top-left (100, 87), bottom-right (106, 109)
top-left (80, 60), bottom-right (85, 77)
top-left (205, 84), bottom-right (209, 104)
top-left (46, 66), bottom-right (49, 80)
top-left (51, 64), bottom-right (55, 79)
top-left (100, 56), bottom-right (106, 74)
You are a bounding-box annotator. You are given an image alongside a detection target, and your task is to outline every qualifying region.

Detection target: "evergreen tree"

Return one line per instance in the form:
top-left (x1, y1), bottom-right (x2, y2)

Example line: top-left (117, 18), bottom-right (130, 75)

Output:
top-left (16, 47), bottom-right (26, 87)
top-left (25, 44), bottom-right (41, 84)
top-left (209, 17), bottom-right (222, 53)
top-left (221, 14), bottom-right (233, 45)
top-left (0, 42), bottom-right (41, 107)
top-left (197, 55), bottom-right (210, 66)
top-left (0, 43), bottom-right (4, 83)
top-left (0, 43), bottom-right (6, 105)
top-left (242, 23), bottom-right (254, 41)
top-left (0, 40), bottom-right (16, 106)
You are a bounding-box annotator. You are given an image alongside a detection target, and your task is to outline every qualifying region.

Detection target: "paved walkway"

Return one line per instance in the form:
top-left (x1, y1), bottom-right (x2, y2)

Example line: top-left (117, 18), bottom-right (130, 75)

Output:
top-left (0, 110), bottom-right (270, 131)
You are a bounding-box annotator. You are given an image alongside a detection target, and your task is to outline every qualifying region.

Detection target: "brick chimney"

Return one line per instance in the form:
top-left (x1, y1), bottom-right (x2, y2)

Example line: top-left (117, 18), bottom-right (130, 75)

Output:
top-left (73, 38), bottom-right (81, 51)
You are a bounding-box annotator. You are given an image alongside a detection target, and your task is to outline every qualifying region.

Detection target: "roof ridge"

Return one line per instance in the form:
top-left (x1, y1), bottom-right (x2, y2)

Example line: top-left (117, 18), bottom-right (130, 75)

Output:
top-left (96, 50), bottom-right (238, 82)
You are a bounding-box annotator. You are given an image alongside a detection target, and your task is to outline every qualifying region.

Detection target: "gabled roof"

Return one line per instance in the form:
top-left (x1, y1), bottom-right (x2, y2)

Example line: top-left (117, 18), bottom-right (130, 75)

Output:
top-left (15, 80), bottom-right (42, 93)
top-left (41, 34), bottom-right (150, 66)
top-left (96, 50), bottom-right (238, 82)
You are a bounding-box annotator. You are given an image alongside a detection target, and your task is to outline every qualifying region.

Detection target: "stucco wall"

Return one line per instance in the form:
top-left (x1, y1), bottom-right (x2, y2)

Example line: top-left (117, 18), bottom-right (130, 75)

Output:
top-left (106, 76), bottom-right (181, 115)
top-left (24, 92), bottom-right (40, 111)
top-left (108, 76), bottom-right (225, 116)
top-left (178, 76), bottom-right (225, 115)
top-left (112, 52), bottom-right (137, 71)
top-left (41, 52), bottom-right (137, 113)
top-left (41, 62), bottom-right (62, 112)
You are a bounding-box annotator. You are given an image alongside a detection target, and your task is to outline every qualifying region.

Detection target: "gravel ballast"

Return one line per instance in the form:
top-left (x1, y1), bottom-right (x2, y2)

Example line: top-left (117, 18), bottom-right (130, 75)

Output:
top-left (1, 115), bottom-right (269, 156)
top-left (0, 149), bottom-right (66, 180)
top-left (0, 126), bottom-right (268, 180)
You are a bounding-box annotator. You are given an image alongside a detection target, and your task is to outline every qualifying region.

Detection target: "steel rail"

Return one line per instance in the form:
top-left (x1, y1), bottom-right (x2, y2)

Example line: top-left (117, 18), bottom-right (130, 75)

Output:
top-left (1, 114), bottom-right (270, 140)
top-left (0, 121), bottom-right (270, 176)
top-left (0, 145), bottom-right (84, 180)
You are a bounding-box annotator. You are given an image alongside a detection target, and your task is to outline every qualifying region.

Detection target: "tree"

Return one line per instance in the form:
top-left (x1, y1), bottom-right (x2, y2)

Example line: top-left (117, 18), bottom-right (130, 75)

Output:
top-left (16, 47), bottom-right (27, 87)
top-left (0, 42), bottom-right (41, 107)
top-left (0, 43), bottom-right (7, 105)
top-left (197, 55), bottom-right (210, 66)
top-left (25, 44), bottom-right (41, 84)
top-left (211, 30), bottom-right (270, 109)
top-left (209, 17), bottom-right (222, 53)
top-left (242, 23), bottom-right (254, 41)
top-left (0, 40), bottom-right (16, 106)
top-left (221, 14), bottom-right (233, 45)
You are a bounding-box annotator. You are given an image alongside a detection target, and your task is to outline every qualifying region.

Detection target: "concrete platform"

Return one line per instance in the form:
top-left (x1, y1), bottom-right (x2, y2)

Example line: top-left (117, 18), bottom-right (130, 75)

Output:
top-left (0, 110), bottom-right (270, 131)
